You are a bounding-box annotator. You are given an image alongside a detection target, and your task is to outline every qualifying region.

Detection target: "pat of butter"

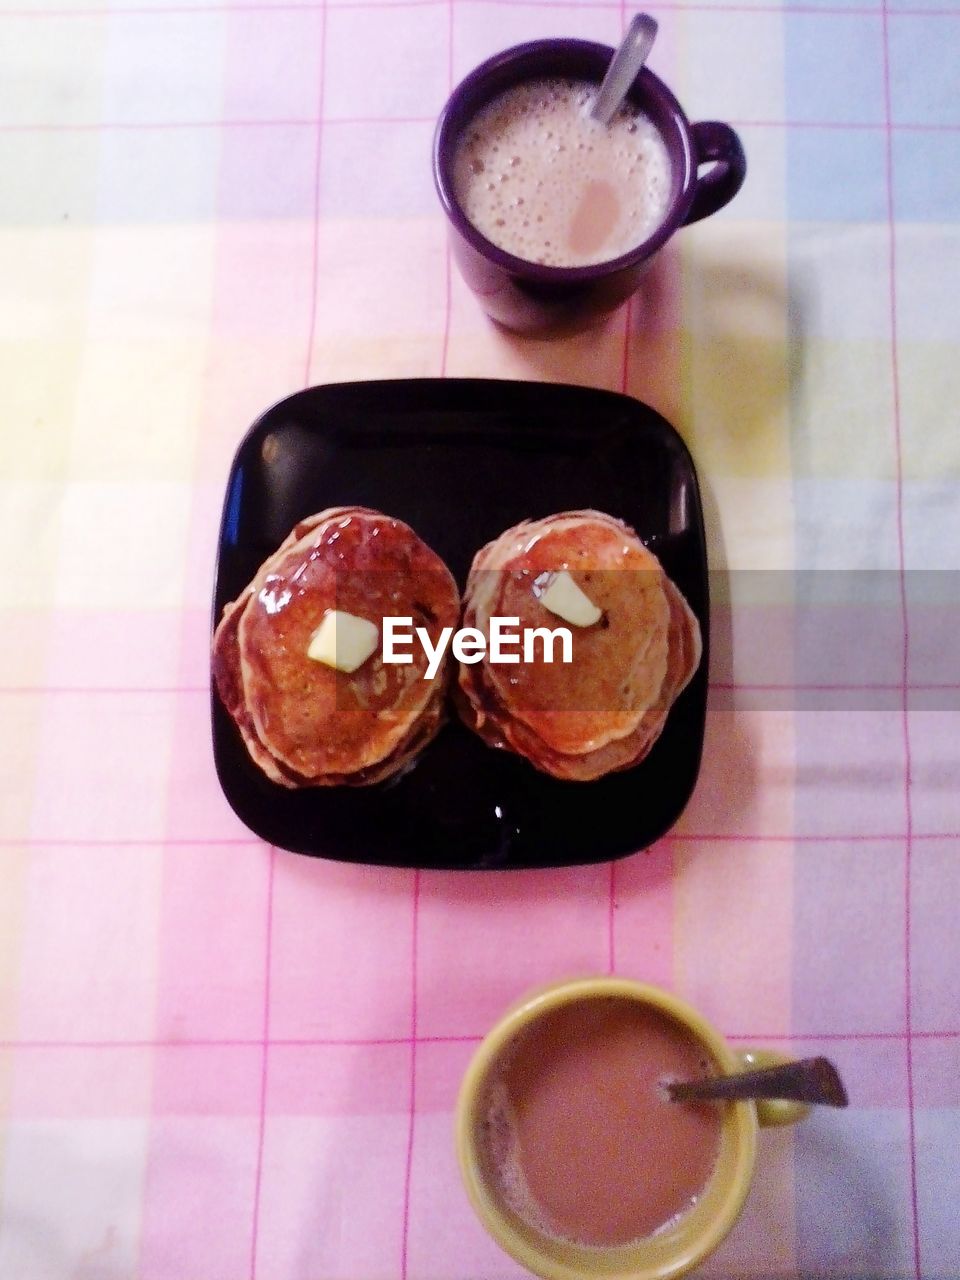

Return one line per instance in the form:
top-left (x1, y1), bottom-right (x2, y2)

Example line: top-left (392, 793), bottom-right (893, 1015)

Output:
top-left (307, 610), bottom-right (379, 673)
top-left (538, 571), bottom-right (602, 627)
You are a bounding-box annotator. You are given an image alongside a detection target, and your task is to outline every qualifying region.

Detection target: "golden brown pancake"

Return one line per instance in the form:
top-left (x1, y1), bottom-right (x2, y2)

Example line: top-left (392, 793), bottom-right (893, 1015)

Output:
top-left (455, 510), bottom-right (701, 781)
top-left (212, 507), bottom-right (459, 787)
top-left (464, 513), bottom-right (671, 753)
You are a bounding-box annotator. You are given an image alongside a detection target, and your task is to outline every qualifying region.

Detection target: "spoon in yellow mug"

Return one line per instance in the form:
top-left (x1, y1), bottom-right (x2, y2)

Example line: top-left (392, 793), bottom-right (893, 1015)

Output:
top-left (667, 1056), bottom-right (849, 1108)
top-left (589, 13), bottom-right (659, 128)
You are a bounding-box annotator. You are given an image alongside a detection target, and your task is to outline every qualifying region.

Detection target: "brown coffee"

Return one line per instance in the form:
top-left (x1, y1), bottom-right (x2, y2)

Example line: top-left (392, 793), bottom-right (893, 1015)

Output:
top-left (479, 997), bottom-right (722, 1247)
top-left (453, 77), bottom-right (672, 268)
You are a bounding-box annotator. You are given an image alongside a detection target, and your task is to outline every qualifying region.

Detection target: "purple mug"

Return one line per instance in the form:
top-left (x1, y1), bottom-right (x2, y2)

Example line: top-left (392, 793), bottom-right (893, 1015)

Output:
top-left (433, 39), bottom-right (746, 335)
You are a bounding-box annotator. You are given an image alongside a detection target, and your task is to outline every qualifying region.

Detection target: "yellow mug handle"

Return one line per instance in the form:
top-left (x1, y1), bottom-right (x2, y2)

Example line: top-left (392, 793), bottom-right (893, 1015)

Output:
top-left (735, 1048), bottom-right (812, 1128)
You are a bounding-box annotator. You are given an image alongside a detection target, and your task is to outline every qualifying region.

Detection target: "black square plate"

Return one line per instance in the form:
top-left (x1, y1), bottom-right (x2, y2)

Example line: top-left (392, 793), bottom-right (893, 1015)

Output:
top-left (212, 378), bottom-right (708, 870)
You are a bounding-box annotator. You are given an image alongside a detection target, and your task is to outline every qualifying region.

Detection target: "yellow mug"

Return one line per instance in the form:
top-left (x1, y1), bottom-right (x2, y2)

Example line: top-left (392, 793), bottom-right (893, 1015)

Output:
top-left (455, 976), bottom-right (809, 1280)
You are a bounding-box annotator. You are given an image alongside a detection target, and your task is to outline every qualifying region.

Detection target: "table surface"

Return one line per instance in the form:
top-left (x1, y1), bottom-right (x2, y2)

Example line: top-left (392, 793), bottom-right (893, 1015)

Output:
top-left (1, 2), bottom-right (958, 1278)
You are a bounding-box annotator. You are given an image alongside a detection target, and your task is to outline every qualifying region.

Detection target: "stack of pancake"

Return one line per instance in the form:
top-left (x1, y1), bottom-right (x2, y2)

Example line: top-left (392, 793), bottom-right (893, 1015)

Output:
top-left (455, 510), bottom-right (701, 781)
top-left (212, 507), bottom-right (460, 787)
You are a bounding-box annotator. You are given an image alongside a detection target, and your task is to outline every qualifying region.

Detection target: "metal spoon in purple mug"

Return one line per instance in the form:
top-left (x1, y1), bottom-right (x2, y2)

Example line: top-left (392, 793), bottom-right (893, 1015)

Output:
top-left (589, 12), bottom-right (659, 128)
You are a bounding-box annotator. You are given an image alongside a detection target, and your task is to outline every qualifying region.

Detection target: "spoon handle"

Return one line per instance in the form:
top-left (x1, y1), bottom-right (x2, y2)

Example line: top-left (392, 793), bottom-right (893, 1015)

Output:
top-left (590, 13), bottom-right (659, 128)
top-left (667, 1056), bottom-right (849, 1108)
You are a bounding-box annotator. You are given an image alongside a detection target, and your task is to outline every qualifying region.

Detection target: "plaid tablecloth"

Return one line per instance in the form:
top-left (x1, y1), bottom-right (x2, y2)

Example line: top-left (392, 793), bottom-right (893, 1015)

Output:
top-left (1, 1), bottom-right (958, 1277)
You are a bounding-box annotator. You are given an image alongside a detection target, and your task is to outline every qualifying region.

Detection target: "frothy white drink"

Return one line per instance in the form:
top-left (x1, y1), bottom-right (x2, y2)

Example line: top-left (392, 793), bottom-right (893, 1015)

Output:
top-left (453, 77), bottom-right (672, 268)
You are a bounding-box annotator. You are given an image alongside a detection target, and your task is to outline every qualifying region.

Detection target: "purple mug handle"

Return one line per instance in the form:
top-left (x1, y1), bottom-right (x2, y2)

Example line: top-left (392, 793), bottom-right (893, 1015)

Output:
top-left (683, 121), bottom-right (747, 225)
